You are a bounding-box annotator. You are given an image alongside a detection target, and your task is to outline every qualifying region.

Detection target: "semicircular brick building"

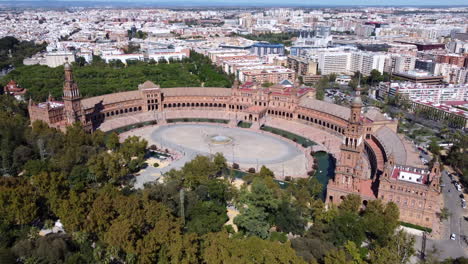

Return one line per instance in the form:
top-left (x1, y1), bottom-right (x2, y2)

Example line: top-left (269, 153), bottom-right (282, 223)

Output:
top-left (28, 62), bottom-right (442, 231)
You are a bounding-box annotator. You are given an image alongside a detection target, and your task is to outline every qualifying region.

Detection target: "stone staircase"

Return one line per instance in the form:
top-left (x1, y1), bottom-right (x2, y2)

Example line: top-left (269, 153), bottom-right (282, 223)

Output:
top-left (228, 119), bottom-right (238, 127)
top-left (250, 122), bottom-right (261, 130)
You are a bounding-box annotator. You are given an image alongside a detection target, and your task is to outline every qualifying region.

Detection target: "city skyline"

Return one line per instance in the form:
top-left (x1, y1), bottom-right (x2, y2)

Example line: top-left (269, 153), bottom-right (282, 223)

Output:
top-left (1, 0), bottom-right (468, 7)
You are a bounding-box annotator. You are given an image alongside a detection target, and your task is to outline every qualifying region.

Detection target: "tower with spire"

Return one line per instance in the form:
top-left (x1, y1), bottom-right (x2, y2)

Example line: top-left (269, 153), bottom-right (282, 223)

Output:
top-left (62, 58), bottom-right (84, 125)
top-left (326, 80), bottom-right (369, 203)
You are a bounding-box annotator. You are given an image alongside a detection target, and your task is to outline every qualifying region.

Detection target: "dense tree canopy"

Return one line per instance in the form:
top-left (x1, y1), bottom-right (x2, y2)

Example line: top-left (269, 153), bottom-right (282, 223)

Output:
top-left (1, 51), bottom-right (234, 102)
top-left (0, 85), bottom-right (458, 263)
top-left (0, 36), bottom-right (47, 70)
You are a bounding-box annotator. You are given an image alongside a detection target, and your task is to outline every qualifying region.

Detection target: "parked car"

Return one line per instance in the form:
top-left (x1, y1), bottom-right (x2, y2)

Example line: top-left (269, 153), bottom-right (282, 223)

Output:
top-left (451, 233), bottom-right (456, 240)
top-left (460, 194), bottom-right (465, 199)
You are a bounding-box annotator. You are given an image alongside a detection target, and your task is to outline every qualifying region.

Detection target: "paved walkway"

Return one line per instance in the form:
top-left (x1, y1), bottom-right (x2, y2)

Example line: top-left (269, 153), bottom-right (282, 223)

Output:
top-left (121, 123), bottom-right (314, 187)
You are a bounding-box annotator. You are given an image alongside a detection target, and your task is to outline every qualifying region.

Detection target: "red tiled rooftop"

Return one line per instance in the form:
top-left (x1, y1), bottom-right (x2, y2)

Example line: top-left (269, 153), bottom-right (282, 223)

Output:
top-left (390, 166), bottom-right (429, 184)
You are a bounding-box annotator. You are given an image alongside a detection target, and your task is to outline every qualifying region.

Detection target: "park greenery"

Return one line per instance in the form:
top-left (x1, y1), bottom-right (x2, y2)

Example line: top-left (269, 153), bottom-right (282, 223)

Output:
top-left (1, 50), bottom-right (234, 102)
top-left (240, 32), bottom-right (296, 46)
top-left (0, 40), bottom-right (466, 263)
top-left (0, 36), bottom-right (47, 70)
top-left (0, 94), bottom-right (467, 263)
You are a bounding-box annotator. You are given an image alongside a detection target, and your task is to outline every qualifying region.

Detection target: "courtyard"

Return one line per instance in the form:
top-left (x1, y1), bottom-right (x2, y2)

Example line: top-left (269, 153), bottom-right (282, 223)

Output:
top-left (122, 123), bottom-right (310, 188)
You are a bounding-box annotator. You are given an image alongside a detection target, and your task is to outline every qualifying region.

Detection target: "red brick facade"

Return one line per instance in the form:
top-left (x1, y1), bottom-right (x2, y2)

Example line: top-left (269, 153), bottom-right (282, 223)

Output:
top-left (28, 63), bottom-right (441, 229)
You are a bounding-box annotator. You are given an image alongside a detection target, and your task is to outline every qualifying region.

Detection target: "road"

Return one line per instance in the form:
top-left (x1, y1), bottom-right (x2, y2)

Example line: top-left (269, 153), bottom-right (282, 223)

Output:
top-left (414, 170), bottom-right (467, 260)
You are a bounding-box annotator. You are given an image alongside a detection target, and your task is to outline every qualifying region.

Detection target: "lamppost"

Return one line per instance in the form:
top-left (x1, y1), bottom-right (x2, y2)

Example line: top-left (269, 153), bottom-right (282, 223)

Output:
top-left (231, 143), bottom-right (236, 164)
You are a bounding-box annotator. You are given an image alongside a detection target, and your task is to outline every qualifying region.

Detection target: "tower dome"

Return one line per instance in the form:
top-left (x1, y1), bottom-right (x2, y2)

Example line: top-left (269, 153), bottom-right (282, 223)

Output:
top-left (351, 95), bottom-right (362, 106)
top-left (64, 57), bottom-right (72, 71)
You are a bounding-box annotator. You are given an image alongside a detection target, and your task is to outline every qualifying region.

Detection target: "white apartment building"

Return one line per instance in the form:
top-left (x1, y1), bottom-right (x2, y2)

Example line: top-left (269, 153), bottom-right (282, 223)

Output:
top-left (45, 52), bottom-right (76, 68)
top-left (350, 52), bottom-right (388, 76)
top-left (355, 24), bottom-right (375, 37)
top-left (433, 63), bottom-right (468, 85)
top-left (318, 52), bottom-right (351, 75)
top-left (377, 82), bottom-right (468, 103)
top-left (447, 41), bottom-right (468, 54)
top-left (102, 48), bottom-right (190, 64)
top-left (317, 51), bottom-right (387, 76)
top-left (385, 55), bottom-right (416, 74)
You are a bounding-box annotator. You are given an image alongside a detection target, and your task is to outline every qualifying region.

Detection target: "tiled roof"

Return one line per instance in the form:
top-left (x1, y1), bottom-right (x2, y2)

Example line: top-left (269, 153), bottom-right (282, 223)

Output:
top-left (81, 90), bottom-right (141, 109)
top-left (364, 108), bottom-right (389, 122)
top-left (139, 81), bottom-right (158, 89)
top-left (161, 87), bottom-right (232, 97)
top-left (298, 97), bottom-right (350, 120)
top-left (375, 126), bottom-right (407, 165)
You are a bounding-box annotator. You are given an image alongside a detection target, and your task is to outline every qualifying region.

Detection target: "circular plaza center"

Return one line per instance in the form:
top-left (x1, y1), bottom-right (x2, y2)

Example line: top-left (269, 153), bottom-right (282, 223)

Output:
top-left (145, 123), bottom-right (308, 177)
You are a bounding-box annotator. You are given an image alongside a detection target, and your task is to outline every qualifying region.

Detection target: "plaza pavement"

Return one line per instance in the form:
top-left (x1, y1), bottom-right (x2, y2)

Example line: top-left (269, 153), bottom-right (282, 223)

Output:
top-left (121, 123), bottom-right (312, 187)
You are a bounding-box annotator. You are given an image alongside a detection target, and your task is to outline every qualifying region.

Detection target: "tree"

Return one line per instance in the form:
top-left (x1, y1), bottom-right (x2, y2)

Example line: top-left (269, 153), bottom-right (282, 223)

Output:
top-left (119, 135), bottom-right (147, 161)
top-left (234, 206), bottom-right (270, 239)
top-left (240, 179), bottom-right (279, 215)
top-left (0, 248), bottom-right (15, 264)
top-left (186, 201), bottom-right (228, 235)
top-left (329, 211), bottom-right (366, 246)
top-left (167, 155), bottom-right (218, 187)
top-left (0, 178), bottom-right (39, 225)
top-left (202, 231), bottom-right (307, 263)
top-left (324, 248), bottom-right (352, 264)
top-left (369, 69), bottom-right (382, 85)
top-left (328, 73), bottom-right (337, 82)
top-left (75, 56), bottom-right (87, 67)
top-left (428, 139), bottom-right (441, 157)
top-left (106, 132), bottom-right (120, 151)
top-left (213, 152), bottom-right (227, 174)
top-left (55, 190), bottom-right (94, 232)
top-left (438, 207), bottom-right (451, 221)
top-left (275, 200), bottom-right (306, 235)
top-left (338, 194), bottom-right (361, 213)
top-left (368, 230), bottom-right (415, 264)
top-left (257, 165), bottom-right (275, 179)
top-left (363, 200), bottom-right (400, 245)
top-left (291, 237), bottom-right (335, 263)
top-left (12, 234), bottom-right (73, 264)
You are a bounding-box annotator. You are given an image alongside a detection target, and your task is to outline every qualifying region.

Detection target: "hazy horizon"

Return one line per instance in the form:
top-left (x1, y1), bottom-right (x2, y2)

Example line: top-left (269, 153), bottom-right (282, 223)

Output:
top-left (0, 0), bottom-right (467, 7)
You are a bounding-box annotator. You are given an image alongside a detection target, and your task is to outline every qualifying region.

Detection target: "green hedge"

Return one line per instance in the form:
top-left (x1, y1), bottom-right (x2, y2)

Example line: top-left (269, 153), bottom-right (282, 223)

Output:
top-left (106, 120), bottom-right (157, 134)
top-left (237, 121), bottom-right (252, 128)
top-left (167, 118), bottom-right (228, 124)
top-left (399, 221), bottom-right (432, 233)
top-left (261, 126), bottom-right (316, 147)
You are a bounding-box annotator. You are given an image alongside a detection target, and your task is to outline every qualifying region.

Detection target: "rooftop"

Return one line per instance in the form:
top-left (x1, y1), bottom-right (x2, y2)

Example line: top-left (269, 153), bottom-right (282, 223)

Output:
top-left (391, 165), bottom-right (430, 185)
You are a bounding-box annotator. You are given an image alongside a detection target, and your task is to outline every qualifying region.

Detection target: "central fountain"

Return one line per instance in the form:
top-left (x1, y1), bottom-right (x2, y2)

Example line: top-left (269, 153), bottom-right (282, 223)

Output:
top-left (209, 135), bottom-right (233, 145)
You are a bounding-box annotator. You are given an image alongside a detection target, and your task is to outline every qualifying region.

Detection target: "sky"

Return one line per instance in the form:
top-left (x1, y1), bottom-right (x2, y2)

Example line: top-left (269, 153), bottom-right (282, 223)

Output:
top-left (0, 0), bottom-right (467, 6)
